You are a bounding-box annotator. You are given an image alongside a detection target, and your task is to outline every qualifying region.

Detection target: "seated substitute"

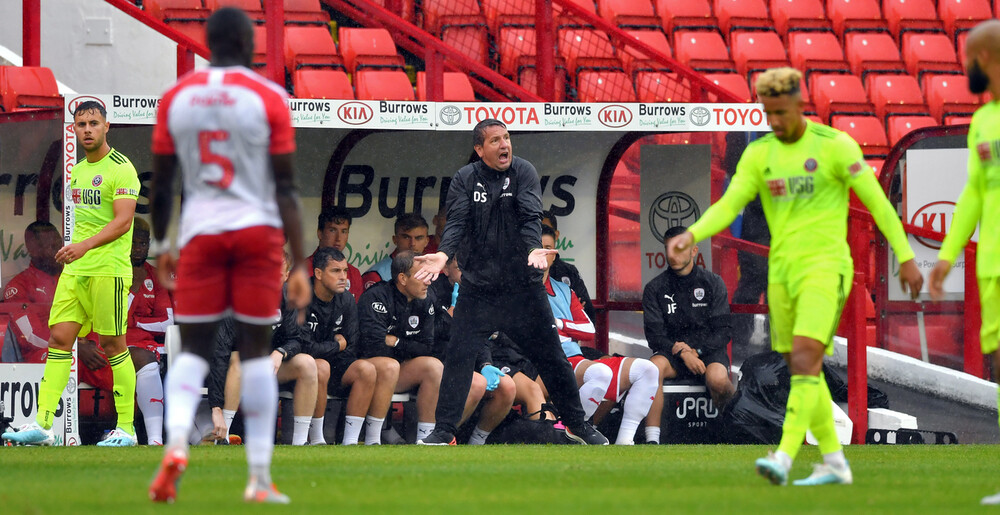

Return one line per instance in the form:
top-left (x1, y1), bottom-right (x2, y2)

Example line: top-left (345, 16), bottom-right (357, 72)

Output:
top-left (2, 221), bottom-right (62, 363)
top-left (429, 256), bottom-right (516, 444)
top-left (359, 250), bottom-right (486, 443)
top-left (643, 225), bottom-right (735, 445)
top-left (540, 225), bottom-right (659, 445)
top-left (361, 212), bottom-right (430, 290)
top-left (307, 206), bottom-right (364, 300)
top-left (541, 210), bottom-right (596, 321)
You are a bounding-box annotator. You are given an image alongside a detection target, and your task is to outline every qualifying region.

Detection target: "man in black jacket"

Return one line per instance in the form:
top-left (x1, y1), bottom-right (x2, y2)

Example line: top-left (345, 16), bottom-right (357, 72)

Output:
top-left (414, 119), bottom-right (606, 445)
top-left (359, 251), bottom-right (487, 443)
top-left (541, 209), bottom-right (596, 321)
top-left (642, 225), bottom-right (735, 444)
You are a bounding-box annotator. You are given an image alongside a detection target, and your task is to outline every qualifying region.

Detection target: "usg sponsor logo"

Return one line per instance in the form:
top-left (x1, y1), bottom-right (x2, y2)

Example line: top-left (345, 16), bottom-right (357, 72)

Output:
top-left (439, 105), bottom-right (462, 125)
top-left (598, 104), bottom-right (632, 128)
top-left (338, 102), bottom-right (374, 125)
top-left (689, 106), bottom-right (711, 126)
top-left (67, 95), bottom-right (106, 118)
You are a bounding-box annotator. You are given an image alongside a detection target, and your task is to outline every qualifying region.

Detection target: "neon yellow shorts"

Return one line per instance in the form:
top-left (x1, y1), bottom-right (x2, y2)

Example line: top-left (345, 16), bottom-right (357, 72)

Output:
top-left (979, 276), bottom-right (1000, 355)
top-left (49, 274), bottom-right (130, 337)
top-left (768, 271), bottom-right (851, 356)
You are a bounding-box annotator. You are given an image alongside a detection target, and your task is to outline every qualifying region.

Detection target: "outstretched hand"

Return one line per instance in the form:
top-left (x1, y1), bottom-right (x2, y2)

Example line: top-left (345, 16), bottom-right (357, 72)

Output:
top-left (528, 248), bottom-right (558, 270)
top-left (414, 252), bottom-right (448, 283)
top-left (666, 231), bottom-right (695, 262)
top-left (898, 259), bottom-right (924, 300)
top-left (928, 260), bottom-right (952, 301)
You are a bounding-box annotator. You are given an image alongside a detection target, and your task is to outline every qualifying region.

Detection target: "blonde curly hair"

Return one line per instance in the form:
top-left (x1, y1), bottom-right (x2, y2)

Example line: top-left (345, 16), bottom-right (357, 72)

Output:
top-left (754, 67), bottom-right (803, 98)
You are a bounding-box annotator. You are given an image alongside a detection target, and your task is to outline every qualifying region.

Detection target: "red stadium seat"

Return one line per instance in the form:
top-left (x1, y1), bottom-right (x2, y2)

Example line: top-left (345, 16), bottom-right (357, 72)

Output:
top-left (518, 65), bottom-right (569, 101)
top-left (901, 33), bottom-right (962, 82)
top-left (882, 0), bottom-right (944, 39)
top-left (844, 32), bottom-right (906, 80)
top-left (703, 73), bottom-right (752, 102)
top-left (498, 28), bottom-right (536, 77)
top-left (481, 0), bottom-right (534, 34)
top-left (958, 31), bottom-right (971, 68)
top-left (731, 31), bottom-right (789, 80)
top-left (0, 66), bottom-right (61, 112)
top-left (283, 0), bottom-right (330, 25)
top-left (945, 115), bottom-right (972, 125)
top-left (338, 27), bottom-right (405, 74)
top-left (557, 29), bottom-right (619, 77)
top-left (831, 115), bottom-right (890, 156)
top-left (422, 0), bottom-right (483, 34)
top-left (656, 0), bottom-right (717, 34)
top-left (868, 74), bottom-right (929, 121)
top-left (576, 70), bottom-right (636, 101)
top-left (422, 0), bottom-right (490, 68)
top-left (617, 30), bottom-right (672, 77)
top-left (924, 75), bottom-right (983, 120)
top-left (205, 0), bottom-right (264, 21)
top-left (145, 0), bottom-right (208, 21)
top-left (416, 71), bottom-right (476, 100)
top-left (887, 115), bottom-right (937, 145)
top-left (787, 32), bottom-right (850, 80)
top-left (716, 0), bottom-right (771, 38)
top-left (673, 30), bottom-right (736, 73)
top-left (284, 26), bottom-right (343, 71)
top-left (939, 0), bottom-right (992, 41)
top-left (770, 0), bottom-right (830, 37)
top-left (292, 69), bottom-right (354, 99)
top-left (597, 0), bottom-right (660, 29)
top-left (354, 70), bottom-right (415, 100)
top-left (827, 0), bottom-right (886, 37)
top-left (811, 73), bottom-right (874, 122)
top-left (442, 25), bottom-right (490, 67)
top-left (634, 71), bottom-right (691, 102)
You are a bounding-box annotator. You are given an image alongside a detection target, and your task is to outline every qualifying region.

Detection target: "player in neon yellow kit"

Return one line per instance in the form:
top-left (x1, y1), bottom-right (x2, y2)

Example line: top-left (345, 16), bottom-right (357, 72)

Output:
top-left (927, 19), bottom-right (1000, 506)
top-left (668, 67), bottom-right (924, 486)
top-left (2, 101), bottom-right (140, 446)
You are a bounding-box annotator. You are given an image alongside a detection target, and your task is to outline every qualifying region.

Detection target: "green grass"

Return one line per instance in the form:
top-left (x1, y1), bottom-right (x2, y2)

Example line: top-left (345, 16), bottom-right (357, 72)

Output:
top-left (1, 444), bottom-right (999, 514)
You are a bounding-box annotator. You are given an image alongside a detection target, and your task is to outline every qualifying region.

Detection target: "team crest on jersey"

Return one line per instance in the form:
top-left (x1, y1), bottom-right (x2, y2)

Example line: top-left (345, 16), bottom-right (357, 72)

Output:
top-left (408, 316), bottom-right (419, 328)
top-left (92, 175), bottom-right (103, 187)
top-left (428, 305), bottom-right (435, 315)
top-left (561, 277), bottom-right (571, 286)
top-left (335, 315), bottom-right (343, 325)
top-left (803, 158), bottom-right (817, 172)
top-left (372, 302), bottom-right (388, 314)
top-left (144, 279), bottom-right (154, 291)
top-left (694, 288), bottom-right (705, 301)
top-left (503, 177), bottom-right (510, 190)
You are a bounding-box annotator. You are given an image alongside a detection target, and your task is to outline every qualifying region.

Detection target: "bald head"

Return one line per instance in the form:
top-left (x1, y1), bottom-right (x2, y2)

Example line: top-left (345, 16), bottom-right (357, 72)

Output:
top-left (964, 20), bottom-right (1000, 95)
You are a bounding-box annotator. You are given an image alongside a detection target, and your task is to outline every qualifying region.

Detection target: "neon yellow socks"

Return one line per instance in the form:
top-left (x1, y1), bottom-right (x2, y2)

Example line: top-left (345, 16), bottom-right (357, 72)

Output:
top-left (35, 348), bottom-right (73, 430)
top-left (777, 374), bottom-right (821, 461)
top-left (109, 349), bottom-right (136, 434)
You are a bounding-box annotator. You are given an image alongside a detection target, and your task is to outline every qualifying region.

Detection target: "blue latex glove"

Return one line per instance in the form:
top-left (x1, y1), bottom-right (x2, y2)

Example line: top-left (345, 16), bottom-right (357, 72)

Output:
top-left (451, 282), bottom-right (460, 307)
top-left (480, 365), bottom-right (505, 392)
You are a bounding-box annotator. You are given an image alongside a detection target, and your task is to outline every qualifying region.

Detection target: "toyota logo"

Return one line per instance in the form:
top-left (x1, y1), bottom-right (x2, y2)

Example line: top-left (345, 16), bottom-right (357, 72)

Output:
top-left (439, 105), bottom-right (462, 125)
top-left (689, 106), bottom-right (711, 127)
top-left (649, 191), bottom-right (701, 243)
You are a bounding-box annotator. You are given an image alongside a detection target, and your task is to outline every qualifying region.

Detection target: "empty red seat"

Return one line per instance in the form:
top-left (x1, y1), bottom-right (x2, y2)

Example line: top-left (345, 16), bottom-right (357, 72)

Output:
top-left (442, 25), bottom-right (490, 67)
top-left (656, 0), bottom-right (717, 33)
top-left (770, 0), bottom-right (830, 36)
top-left (145, 0), bottom-right (208, 20)
top-left (831, 115), bottom-right (889, 156)
top-left (901, 33), bottom-right (962, 80)
top-left (731, 31), bottom-right (789, 80)
top-left (0, 66), bottom-right (61, 112)
top-left (354, 70), bottom-right (414, 100)
top-left (284, 26), bottom-right (343, 71)
top-left (422, 0), bottom-right (484, 34)
top-left (958, 31), bottom-right (971, 68)
top-left (498, 28), bottom-right (536, 77)
top-left (598, 0), bottom-right (660, 29)
top-left (924, 75), bottom-right (983, 120)
top-left (704, 73), bottom-right (752, 101)
top-left (844, 32), bottom-right (905, 79)
top-left (634, 71), bottom-right (691, 102)
top-left (811, 73), bottom-right (873, 122)
top-left (338, 27), bottom-right (405, 74)
top-left (558, 29), bottom-right (618, 77)
top-left (939, 0), bottom-right (991, 40)
top-left (283, 0), bottom-right (330, 24)
top-left (416, 71), bottom-right (476, 100)
top-left (518, 66), bottom-right (569, 101)
top-left (292, 69), bottom-right (354, 99)
top-left (882, 0), bottom-right (944, 39)
top-left (827, 0), bottom-right (886, 37)
top-left (887, 115), bottom-right (937, 144)
top-left (673, 30), bottom-right (735, 73)
top-left (618, 30), bottom-right (672, 76)
top-left (868, 74), bottom-right (929, 121)
top-left (788, 32), bottom-right (850, 79)
top-left (716, 0), bottom-right (771, 37)
top-left (945, 115), bottom-right (972, 125)
top-left (481, 0), bottom-right (533, 34)
top-left (576, 70), bottom-right (636, 101)
top-left (205, 0), bottom-right (264, 21)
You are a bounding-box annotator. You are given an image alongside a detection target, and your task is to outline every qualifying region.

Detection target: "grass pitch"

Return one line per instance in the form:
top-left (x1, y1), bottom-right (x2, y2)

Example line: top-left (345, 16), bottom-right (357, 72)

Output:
top-left (1, 444), bottom-right (998, 514)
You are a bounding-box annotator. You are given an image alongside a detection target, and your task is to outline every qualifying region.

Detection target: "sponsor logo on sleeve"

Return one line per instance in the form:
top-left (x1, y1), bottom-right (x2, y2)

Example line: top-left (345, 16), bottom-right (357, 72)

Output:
top-left (372, 302), bottom-right (388, 314)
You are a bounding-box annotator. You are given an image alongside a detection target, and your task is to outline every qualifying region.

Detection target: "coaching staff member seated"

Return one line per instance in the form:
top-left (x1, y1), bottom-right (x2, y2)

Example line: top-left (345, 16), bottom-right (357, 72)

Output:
top-left (414, 118), bottom-right (607, 445)
top-left (642, 225), bottom-right (735, 443)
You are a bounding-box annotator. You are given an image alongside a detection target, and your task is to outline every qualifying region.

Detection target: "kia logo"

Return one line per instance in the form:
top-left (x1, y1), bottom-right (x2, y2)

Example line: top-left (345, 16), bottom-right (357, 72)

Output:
top-left (910, 201), bottom-right (955, 250)
top-left (68, 95), bottom-right (105, 118)
top-left (338, 102), bottom-right (373, 125)
top-left (598, 105), bottom-right (632, 128)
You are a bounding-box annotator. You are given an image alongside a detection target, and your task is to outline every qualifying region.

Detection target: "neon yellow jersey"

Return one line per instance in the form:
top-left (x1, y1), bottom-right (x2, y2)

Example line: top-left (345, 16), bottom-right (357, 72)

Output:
top-left (66, 148), bottom-right (139, 277)
top-left (939, 100), bottom-right (1000, 278)
top-left (690, 121), bottom-right (915, 282)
